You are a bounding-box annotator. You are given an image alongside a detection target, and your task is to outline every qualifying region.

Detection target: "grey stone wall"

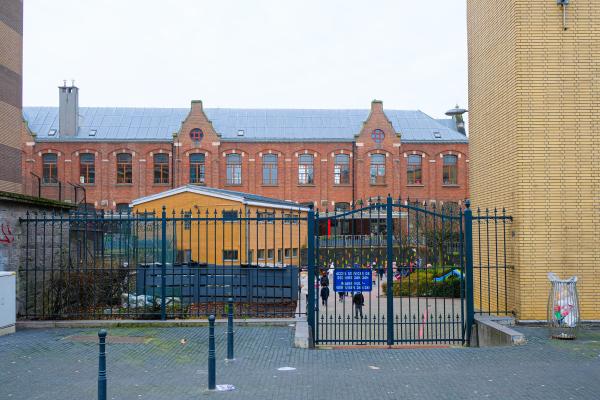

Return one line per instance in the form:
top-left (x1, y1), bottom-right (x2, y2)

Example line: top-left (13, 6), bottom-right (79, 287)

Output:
top-left (0, 193), bottom-right (73, 315)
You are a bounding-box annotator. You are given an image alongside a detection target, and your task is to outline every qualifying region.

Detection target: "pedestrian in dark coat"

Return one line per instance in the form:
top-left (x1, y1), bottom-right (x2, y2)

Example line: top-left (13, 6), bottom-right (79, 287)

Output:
top-left (353, 292), bottom-right (365, 319)
top-left (320, 286), bottom-right (330, 306)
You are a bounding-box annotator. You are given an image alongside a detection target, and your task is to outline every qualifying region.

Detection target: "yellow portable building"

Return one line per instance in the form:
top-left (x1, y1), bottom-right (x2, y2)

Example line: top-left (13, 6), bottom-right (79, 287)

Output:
top-left (131, 185), bottom-right (309, 266)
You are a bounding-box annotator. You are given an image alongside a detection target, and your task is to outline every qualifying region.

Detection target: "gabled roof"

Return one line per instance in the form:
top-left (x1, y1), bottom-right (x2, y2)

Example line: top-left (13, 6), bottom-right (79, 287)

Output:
top-left (23, 106), bottom-right (468, 143)
top-left (131, 185), bottom-right (310, 211)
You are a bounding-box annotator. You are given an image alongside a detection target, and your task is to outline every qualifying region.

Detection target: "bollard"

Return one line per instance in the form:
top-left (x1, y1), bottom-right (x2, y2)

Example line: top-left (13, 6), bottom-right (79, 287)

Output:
top-left (227, 298), bottom-right (234, 360)
top-left (208, 315), bottom-right (216, 390)
top-left (98, 329), bottom-right (107, 400)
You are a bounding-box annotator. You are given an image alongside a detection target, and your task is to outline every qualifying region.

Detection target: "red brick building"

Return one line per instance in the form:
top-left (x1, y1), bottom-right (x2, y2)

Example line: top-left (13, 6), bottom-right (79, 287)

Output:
top-left (22, 86), bottom-right (469, 211)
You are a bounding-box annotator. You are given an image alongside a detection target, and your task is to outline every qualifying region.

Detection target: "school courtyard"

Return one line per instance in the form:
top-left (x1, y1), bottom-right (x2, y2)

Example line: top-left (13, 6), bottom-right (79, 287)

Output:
top-left (1, 325), bottom-right (599, 400)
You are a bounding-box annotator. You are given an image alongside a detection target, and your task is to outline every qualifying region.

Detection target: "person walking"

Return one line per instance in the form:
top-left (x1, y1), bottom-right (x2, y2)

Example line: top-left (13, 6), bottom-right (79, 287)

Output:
top-left (320, 272), bottom-right (329, 288)
top-left (353, 291), bottom-right (364, 319)
top-left (320, 285), bottom-right (330, 306)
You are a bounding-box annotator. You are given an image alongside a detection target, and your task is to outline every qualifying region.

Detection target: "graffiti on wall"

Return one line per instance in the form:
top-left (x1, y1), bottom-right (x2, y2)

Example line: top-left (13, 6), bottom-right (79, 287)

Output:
top-left (1, 223), bottom-right (14, 244)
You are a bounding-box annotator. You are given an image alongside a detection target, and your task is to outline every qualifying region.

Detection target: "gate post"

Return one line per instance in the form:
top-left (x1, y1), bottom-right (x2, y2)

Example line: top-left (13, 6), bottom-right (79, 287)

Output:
top-left (386, 195), bottom-right (394, 346)
top-left (306, 206), bottom-right (316, 346)
top-left (161, 206), bottom-right (167, 321)
top-left (464, 200), bottom-right (475, 345)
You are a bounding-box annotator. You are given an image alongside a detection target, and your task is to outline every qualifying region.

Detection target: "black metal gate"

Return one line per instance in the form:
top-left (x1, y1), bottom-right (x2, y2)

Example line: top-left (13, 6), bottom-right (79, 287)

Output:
top-left (307, 197), bottom-right (474, 346)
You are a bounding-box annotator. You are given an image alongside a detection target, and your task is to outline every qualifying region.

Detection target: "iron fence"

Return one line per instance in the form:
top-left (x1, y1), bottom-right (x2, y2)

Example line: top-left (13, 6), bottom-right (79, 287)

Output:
top-left (18, 208), bottom-right (306, 319)
top-left (309, 198), bottom-right (468, 345)
top-left (16, 197), bottom-right (512, 334)
top-left (473, 207), bottom-right (513, 316)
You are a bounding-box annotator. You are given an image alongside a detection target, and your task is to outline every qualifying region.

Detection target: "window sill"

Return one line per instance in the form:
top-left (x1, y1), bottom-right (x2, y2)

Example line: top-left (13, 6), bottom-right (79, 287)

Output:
top-left (261, 184), bottom-right (279, 187)
top-left (80, 183), bottom-right (95, 187)
top-left (225, 184), bottom-right (243, 187)
top-left (41, 183), bottom-right (59, 187)
top-left (370, 183), bottom-right (387, 186)
top-left (190, 182), bottom-right (206, 186)
top-left (406, 184), bottom-right (425, 187)
top-left (115, 183), bottom-right (133, 186)
top-left (297, 184), bottom-right (316, 187)
top-left (442, 184), bottom-right (460, 188)
top-left (333, 184), bottom-right (352, 187)
top-left (153, 183), bottom-right (171, 187)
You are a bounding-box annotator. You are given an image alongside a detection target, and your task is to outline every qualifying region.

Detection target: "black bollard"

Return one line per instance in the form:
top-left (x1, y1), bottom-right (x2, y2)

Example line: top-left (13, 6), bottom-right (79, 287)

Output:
top-left (98, 329), bottom-right (107, 400)
top-left (227, 298), bottom-right (234, 360)
top-left (208, 315), bottom-right (216, 390)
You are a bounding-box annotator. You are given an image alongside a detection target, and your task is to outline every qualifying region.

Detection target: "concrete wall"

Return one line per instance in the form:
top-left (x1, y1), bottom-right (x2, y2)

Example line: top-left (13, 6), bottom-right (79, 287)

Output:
top-left (468, 0), bottom-right (600, 319)
top-left (0, 191), bottom-right (73, 314)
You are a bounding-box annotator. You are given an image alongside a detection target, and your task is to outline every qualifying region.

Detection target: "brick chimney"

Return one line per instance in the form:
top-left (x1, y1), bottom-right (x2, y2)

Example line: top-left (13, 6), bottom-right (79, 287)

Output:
top-left (371, 99), bottom-right (384, 113)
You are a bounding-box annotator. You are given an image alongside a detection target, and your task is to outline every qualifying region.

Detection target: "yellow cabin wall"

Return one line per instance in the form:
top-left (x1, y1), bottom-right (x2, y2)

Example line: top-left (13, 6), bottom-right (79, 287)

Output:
top-left (132, 191), bottom-right (307, 266)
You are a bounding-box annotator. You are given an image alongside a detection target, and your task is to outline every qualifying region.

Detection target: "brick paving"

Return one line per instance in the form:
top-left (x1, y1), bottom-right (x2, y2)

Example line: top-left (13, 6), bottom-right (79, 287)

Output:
top-left (1, 325), bottom-right (599, 399)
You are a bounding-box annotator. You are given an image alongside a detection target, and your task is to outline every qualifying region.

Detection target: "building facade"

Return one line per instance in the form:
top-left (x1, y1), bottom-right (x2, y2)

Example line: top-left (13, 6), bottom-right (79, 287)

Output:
top-left (22, 87), bottom-right (469, 211)
top-left (468, 0), bottom-right (600, 319)
top-left (0, 0), bottom-right (23, 193)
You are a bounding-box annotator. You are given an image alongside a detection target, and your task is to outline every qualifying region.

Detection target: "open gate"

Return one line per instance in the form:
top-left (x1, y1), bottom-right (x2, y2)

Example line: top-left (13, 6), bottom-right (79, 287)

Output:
top-left (307, 196), bottom-right (474, 346)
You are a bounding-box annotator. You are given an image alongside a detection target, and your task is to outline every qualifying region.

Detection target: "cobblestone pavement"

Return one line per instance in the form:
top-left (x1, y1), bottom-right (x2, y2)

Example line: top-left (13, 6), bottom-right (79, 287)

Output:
top-left (1, 325), bottom-right (599, 400)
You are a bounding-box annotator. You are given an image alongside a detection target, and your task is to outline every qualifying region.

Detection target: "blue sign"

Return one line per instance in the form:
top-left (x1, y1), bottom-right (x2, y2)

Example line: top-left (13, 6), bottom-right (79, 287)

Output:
top-left (333, 269), bottom-right (372, 292)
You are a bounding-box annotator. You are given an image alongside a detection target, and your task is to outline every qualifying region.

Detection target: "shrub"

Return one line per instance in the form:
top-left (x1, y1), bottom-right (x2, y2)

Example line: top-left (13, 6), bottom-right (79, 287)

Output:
top-left (45, 269), bottom-right (129, 317)
top-left (381, 267), bottom-right (462, 298)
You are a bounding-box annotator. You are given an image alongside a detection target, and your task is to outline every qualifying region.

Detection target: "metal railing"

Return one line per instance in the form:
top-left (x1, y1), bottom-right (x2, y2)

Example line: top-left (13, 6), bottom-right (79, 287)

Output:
top-left (18, 208), bottom-right (307, 320)
top-left (473, 207), bottom-right (513, 316)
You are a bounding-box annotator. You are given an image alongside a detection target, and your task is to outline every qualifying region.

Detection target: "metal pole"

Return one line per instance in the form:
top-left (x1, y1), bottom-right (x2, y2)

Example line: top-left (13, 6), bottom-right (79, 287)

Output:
top-left (464, 200), bottom-right (475, 346)
top-left (208, 315), bottom-right (216, 390)
top-left (385, 195), bottom-right (394, 346)
top-left (227, 298), bottom-right (234, 360)
top-left (306, 206), bottom-right (315, 345)
top-left (98, 329), bottom-right (107, 400)
top-left (161, 206), bottom-right (167, 320)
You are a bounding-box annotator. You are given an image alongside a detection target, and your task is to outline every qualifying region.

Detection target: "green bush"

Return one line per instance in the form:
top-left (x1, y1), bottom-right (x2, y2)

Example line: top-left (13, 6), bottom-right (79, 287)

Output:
top-left (381, 267), bottom-right (462, 298)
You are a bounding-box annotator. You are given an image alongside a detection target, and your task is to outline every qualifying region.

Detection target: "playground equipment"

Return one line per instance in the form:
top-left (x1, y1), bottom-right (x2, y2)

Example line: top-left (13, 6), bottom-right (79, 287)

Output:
top-left (433, 269), bottom-right (463, 282)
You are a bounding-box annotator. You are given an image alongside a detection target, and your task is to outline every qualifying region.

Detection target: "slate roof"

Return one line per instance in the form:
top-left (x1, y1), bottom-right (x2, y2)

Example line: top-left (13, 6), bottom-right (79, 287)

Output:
top-left (23, 106), bottom-right (467, 143)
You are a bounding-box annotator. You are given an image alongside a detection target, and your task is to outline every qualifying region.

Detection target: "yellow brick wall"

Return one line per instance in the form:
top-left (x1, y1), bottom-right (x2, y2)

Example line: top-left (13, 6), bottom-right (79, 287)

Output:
top-left (0, 4), bottom-right (23, 193)
top-left (468, 0), bottom-right (600, 320)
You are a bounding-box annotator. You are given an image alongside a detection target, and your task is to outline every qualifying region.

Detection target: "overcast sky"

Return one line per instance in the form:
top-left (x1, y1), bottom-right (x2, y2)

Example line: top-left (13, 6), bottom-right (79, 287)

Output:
top-left (23, 0), bottom-right (467, 118)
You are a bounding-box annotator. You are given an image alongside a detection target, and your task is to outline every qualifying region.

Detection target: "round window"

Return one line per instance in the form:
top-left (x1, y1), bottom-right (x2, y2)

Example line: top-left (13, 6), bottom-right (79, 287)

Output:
top-left (190, 128), bottom-right (204, 142)
top-left (371, 129), bottom-right (385, 144)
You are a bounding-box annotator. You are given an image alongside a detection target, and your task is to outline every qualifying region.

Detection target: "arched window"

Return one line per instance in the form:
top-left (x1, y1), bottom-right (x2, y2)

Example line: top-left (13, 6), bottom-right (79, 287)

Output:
top-left (42, 153), bottom-right (58, 184)
top-left (153, 153), bottom-right (169, 184)
top-left (262, 154), bottom-right (278, 185)
top-left (333, 154), bottom-right (350, 185)
top-left (370, 154), bottom-right (386, 184)
top-left (226, 153), bottom-right (242, 185)
top-left (407, 154), bottom-right (422, 185)
top-left (189, 153), bottom-right (205, 184)
top-left (443, 154), bottom-right (458, 185)
top-left (79, 153), bottom-right (95, 184)
top-left (298, 154), bottom-right (314, 185)
top-left (116, 153), bottom-right (132, 184)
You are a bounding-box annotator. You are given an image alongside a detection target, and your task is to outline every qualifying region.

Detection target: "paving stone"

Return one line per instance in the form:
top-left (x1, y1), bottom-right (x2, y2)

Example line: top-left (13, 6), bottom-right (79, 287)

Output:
top-left (0, 325), bottom-right (599, 399)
